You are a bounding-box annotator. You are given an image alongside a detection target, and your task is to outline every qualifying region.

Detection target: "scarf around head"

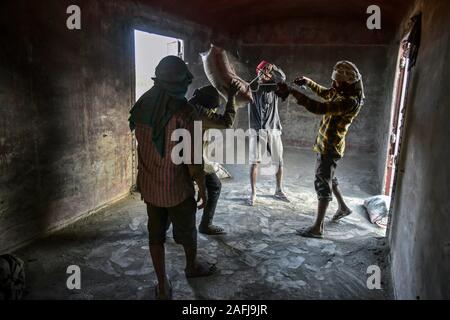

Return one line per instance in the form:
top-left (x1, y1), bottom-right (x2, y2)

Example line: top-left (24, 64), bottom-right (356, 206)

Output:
top-left (332, 61), bottom-right (365, 101)
top-left (129, 56), bottom-right (193, 156)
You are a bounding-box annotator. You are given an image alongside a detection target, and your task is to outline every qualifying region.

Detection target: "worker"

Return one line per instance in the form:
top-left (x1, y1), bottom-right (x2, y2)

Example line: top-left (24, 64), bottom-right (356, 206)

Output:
top-left (275, 61), bottom-right (365, 238)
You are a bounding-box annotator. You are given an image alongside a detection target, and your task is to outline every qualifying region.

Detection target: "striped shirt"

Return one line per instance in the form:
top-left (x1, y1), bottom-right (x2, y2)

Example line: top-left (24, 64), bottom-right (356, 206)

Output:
top-left (292, 79), bottom-right (363, 157)
top-left (134, 105), bottom-right (200, 207)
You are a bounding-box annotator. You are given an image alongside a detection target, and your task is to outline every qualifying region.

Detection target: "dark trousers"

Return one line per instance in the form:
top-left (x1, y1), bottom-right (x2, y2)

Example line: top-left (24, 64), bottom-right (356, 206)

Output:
top-left (200, 172), bottom-right (222, 226)
top-left (314, 153), bottom-right (341, 201)
top-left (146, 197), bottom-right (197, 246)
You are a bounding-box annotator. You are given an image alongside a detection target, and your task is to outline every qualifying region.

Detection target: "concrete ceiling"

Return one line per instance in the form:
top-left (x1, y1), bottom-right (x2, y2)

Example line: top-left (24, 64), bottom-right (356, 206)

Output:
top-left (142, 0), bottom-right (413, 33)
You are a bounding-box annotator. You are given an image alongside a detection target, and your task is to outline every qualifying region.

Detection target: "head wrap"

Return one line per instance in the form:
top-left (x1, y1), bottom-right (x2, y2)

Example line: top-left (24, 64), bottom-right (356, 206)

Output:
top-left (129, 56), bottom-right (193, 156)
top-left (190, 85), bottom-right (221, 109)
top-left (256, 60), bottom-right (270, 75)
top-left (331, 61), bottom-right (365, 100)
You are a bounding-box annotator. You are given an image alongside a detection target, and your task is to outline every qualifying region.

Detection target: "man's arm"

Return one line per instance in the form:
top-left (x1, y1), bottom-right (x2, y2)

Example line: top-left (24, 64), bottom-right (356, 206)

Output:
top-left (294, 76), bottom-right (334, 100)
top-left (181, 106), bottom-right (207, 209)
top-left (290, 89), bottom-right (358, 115)
top-left (198, 96), bottom-right (236, 130)
top-left (187, 163), bottom-right (207, 209)
top-left (198, 80), bottom-right (241, 130)
top-left (306, 79), bottom-right (334, 100)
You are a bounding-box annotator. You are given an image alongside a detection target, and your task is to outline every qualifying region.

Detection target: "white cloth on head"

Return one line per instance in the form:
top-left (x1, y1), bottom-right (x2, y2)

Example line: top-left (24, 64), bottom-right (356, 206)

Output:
top-left (331, 61), bottom-right (365, 99)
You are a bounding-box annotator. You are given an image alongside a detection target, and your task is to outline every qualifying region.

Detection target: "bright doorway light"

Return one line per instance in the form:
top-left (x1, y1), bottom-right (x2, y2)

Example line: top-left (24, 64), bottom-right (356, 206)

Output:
top-left (134, 30), bottom-right (184, 101)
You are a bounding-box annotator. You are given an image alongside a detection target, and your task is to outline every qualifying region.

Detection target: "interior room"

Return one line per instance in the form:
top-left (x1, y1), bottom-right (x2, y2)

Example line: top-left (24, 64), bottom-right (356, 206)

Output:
top-left (0, 0), bottom-right (449, 300)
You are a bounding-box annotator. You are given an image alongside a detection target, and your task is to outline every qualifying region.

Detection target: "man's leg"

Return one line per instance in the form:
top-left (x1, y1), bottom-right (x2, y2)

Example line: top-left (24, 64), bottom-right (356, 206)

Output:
top-left (249, 163), bottom-right (259, 205)
top-left (331, 178), bottom-right (352, 221)
top-left (170, 197), bottom-right (217, 277)
top-left (199, 172), bottom-right (225, 235)
top-left (298, 154), bottom-right (336, 238)
top-left (248, 134), bottom-right (260, 206)
top-left (146, 204), bottom-right (171, 299)
top-left (275, 164), bottom-right (283, 192)
top-left (272, 133), bottom-right (289, 201)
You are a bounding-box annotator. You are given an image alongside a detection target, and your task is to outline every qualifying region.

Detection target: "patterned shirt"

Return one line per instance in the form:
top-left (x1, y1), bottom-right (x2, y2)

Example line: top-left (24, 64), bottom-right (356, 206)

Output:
top-left (292, 79), bottom-right (363, 157)
top-left (134, 104), bottom-right (202, 207)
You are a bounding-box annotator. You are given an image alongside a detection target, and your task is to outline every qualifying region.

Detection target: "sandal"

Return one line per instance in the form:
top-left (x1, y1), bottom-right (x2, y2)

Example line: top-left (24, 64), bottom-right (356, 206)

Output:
top-left (185, 261), bottom-right (217, 278)
top-left (274, 191), bottom-right (290, 203)
top-left (199, 224), bottom-right (227, 235)
top-left (332, 208), bottom-right (353, 222)
top-left (247, 194), bottom-right (257, 206)
top-left (154, 279), bottom-right (173, 300)
top-left (296, 227), bottom-right (324, 239)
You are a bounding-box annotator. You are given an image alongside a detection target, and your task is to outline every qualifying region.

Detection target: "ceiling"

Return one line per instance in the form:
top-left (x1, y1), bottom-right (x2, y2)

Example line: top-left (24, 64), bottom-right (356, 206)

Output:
top-left (141, 0), bottom-right (413, 33)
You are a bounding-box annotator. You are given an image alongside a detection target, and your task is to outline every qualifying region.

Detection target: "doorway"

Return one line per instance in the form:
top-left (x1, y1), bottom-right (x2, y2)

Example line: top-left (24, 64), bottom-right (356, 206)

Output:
top-left (383, 35), bottom-right (413, 198)
top-left (134, 30), bottom-right (184, 101)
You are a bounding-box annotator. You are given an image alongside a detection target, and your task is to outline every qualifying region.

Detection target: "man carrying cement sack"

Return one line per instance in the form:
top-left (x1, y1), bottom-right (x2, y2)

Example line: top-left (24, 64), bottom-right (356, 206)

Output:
top-left (189, 80), bottom-right (241, 235)
top-left (275, 61), bottom-right (365, 238)
top-left (248, 61), bottom-right (290, 206)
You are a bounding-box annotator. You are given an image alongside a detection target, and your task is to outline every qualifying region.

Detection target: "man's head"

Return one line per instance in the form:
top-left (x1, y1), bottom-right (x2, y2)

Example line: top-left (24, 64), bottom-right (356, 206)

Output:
top-left (331, 61), bottom-right (365, 98)
top-left (191, 85), bottom-right (221, 110)
top-left (153, 56), bottom-right (193, 99)
top-left (256, 60), bottom-right (274, 83)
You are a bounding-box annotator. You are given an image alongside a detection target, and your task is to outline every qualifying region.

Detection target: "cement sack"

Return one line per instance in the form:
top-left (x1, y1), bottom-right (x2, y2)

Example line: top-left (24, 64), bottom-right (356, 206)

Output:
top-left (201, 45), bottom-right (253, 107)
top-left (364, 195), bottom-right (391, 225)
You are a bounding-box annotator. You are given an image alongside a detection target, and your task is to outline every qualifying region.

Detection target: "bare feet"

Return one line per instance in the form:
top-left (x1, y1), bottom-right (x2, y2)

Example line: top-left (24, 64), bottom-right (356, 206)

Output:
top-left (185, 261), bottom-right (217, 278)
top-left (155, 278), bottom-right (172, 300)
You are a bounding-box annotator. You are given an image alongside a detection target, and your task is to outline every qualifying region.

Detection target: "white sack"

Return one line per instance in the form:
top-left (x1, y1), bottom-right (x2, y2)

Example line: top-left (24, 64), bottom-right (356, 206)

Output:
top-left (364, 195), bottom-right (391, 224)
top-left (201, 45), bottom-right (253, 107)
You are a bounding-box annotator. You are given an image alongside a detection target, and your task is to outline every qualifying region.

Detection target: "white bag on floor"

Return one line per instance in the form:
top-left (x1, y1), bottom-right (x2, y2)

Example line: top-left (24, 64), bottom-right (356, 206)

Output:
top-left (364, 195), bottom-right (391, 224)
top-left (201, 44), bottom-right (253, 108)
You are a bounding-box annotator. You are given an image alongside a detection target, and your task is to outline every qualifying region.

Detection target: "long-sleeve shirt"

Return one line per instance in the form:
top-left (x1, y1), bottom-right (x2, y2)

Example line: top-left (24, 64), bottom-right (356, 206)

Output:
top-left (190, 96), bottom-right (236, 173)
top-left (291, 79), bottom-right (363, 157)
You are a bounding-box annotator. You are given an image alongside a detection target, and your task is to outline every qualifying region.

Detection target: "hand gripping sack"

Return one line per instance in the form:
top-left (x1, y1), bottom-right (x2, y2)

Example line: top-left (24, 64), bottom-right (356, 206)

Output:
top-left (201, 45), bottom-right (253, 107)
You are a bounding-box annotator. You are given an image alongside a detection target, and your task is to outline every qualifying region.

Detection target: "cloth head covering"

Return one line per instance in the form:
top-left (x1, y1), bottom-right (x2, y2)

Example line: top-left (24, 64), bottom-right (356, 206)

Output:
top-left (129, 56), bottom-right (193, 156)
top-left (331, 61), bottom-right (365, 100)
top-left (190, 85), bottom-right (221, 109)
top-left (256, 60), bottom-right (270, 75)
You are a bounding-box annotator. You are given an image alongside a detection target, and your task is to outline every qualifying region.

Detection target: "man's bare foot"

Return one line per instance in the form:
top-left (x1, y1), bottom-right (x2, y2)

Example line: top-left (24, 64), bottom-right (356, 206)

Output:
top-left (274, 190), bottom-right (290, 202)
top-left (155, 278), bottom-right (172, 300)
top-left (185, 261), bottom-right (217, 278)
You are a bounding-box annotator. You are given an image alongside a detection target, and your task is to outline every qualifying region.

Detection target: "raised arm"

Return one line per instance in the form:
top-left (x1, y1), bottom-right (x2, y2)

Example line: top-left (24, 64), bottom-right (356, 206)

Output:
top-left (198, 80), bottom-right (241, 130)
top-left (290, 89), bottom-right (358, 115)
top-left (294, 76), bottom-right (334, 100)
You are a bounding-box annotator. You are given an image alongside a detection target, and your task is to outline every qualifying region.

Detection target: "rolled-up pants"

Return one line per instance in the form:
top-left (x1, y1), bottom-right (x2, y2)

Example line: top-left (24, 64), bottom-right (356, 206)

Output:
top-left (314, 153), bottom-right (341, 201)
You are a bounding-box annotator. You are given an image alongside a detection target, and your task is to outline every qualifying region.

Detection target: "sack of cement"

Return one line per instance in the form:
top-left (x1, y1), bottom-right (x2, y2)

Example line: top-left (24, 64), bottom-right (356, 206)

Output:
top-left (0, 254), bottom-right (25, 300)
top-left (364, 195), bottom-right (391, 225)
top-left (201, 45), bottom-right (253, 107)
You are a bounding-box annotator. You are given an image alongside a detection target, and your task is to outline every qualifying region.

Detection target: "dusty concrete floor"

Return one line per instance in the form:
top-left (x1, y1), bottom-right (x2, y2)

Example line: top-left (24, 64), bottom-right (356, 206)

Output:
top-left (16, 147), bottom-right (393, 300)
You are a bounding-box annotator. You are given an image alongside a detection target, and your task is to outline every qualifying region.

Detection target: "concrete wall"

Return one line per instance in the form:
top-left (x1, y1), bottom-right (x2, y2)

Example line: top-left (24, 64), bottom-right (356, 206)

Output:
top-left (0, 0), bottom-right (229, 253)
top-left (389, 0), bottom-right (450, 299)
top-left (235, 18), bottom-right (397, 184)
